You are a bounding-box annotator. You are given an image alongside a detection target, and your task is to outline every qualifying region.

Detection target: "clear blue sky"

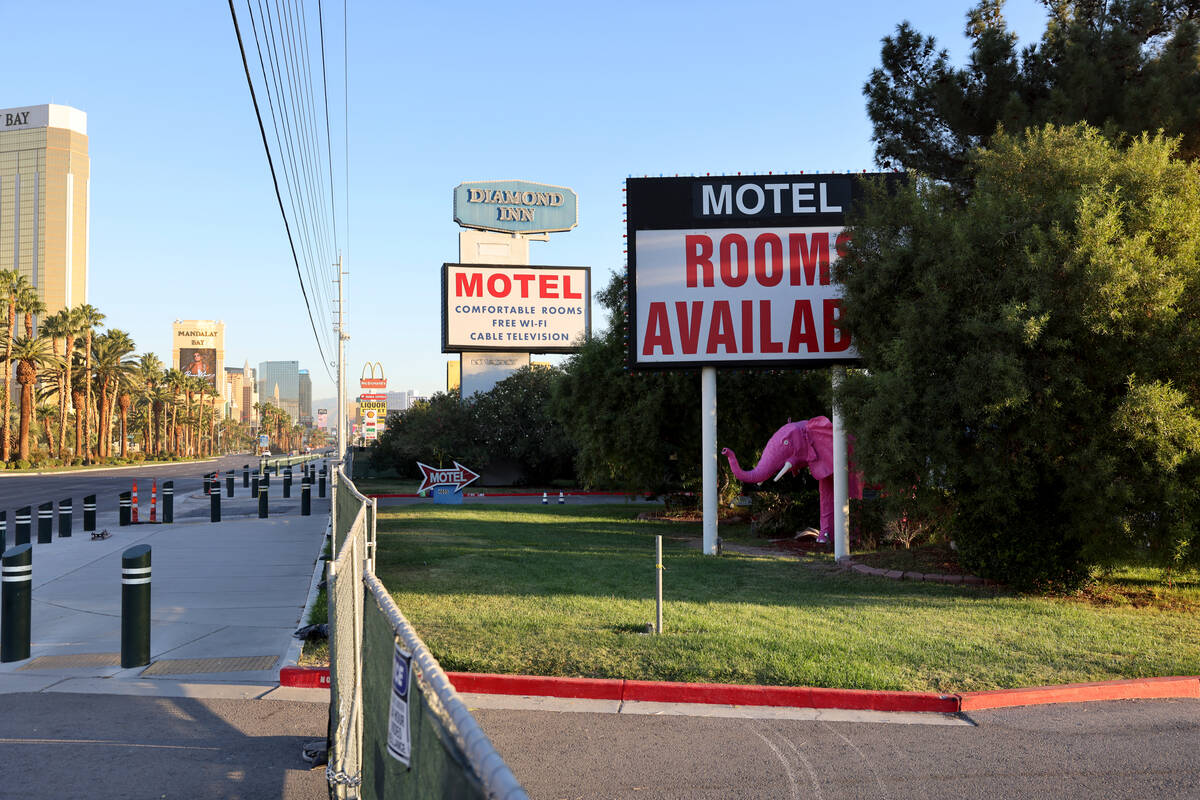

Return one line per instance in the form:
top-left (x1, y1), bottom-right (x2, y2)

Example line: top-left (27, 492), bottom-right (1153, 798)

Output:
top-left (8, 0), bottom-right (1049, 403)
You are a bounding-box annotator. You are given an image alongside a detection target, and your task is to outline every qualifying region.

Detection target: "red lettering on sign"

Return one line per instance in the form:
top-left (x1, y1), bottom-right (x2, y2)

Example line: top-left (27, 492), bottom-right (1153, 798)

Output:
top-left (456, 272), bottom-right (482, 297)
top-left (706, 301), bottom-right (737, 353)
top-left (487, 273), bottom-right (511, 297)
top-left (643, 302), bottom-right (673, 355)
top-left (789, 233), bottom-right (830, 286)
top-left (754, 233), bottom-right (784, 287)
top-left (675, 301), bottom-right (704, 355)
top-left (824, 298), bottom-right (851, 352)
top-left (788, 300), bottom-right (819, 352)
top-left (719, 234), bottom-right (749, 288)
top-left (539, 274), bottom-right (559, 298)
top-left (759, 300), bottom-right (782, 353)
top-left (740, 300), bottom-right (754, 353)
top-left (686, 235), bottom-right (714, 287)
top-left (563, 274), bottom-right (582, 299)
top-left (513, 273), bottom-right (536, 298)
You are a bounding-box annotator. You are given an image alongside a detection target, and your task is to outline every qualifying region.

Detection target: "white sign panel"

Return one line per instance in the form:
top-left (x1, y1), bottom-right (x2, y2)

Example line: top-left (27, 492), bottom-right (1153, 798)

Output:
top-left (386, 643), bottom-right (413, 765)
top-left (442, 263), bottom-right (590, 353)
top-left (634, 227), bottom-right (855, 365)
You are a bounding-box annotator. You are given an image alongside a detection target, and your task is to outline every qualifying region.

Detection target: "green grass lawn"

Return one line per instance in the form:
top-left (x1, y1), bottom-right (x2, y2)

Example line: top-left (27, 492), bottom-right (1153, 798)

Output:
top-left (370, 504), bottom-right (1200, 693)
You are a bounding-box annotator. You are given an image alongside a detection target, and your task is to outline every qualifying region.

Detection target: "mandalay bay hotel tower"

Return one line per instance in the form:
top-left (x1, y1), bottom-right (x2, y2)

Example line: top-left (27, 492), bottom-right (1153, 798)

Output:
top-left (0, 104), bottom-right (90, 328)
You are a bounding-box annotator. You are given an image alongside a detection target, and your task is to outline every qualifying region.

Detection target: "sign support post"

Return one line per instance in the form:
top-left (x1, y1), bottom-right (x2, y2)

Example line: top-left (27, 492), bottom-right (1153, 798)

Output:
top-left (832, 367), bottom-right (849, 561)
top-left (701, 367), bottom-right (718, 555)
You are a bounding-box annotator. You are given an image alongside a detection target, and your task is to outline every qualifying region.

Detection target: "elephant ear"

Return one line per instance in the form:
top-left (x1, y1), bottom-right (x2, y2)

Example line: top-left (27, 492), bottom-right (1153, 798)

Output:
top-left (803, 417), bottom-right (835, 481)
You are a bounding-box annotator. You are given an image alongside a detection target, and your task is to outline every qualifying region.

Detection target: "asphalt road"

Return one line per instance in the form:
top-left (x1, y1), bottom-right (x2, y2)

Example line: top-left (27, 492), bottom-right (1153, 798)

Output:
top-left (0, 453), bottom-right (329, 549)
top-left (473, 698), bottom-right (1200, 799)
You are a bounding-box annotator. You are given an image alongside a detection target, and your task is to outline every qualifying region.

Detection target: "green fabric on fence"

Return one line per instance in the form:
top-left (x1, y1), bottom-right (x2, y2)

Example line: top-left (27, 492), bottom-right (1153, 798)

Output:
top-left (361, 589), bottom-right (486, 800)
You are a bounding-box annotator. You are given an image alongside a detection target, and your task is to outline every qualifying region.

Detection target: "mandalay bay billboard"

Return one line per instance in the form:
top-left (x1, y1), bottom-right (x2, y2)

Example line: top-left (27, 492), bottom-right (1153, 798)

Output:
top-left (172, 320), bottom-right (225, 388)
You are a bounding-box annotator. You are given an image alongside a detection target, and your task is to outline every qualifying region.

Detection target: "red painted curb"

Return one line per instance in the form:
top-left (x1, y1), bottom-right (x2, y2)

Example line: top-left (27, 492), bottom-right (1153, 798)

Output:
top-left (280, 667), bottom-right (1200, 714)
top-left (279, 666), bottom-right (331, 688)
top-left (958, 676), bottom-right (1200, 710)
top-left (446, 672), bottom-right (957, 713)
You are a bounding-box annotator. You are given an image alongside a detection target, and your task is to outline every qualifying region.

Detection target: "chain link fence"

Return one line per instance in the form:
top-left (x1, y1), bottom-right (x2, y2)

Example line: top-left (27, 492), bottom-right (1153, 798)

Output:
top-left (327, 466), bottom-right (527, 800)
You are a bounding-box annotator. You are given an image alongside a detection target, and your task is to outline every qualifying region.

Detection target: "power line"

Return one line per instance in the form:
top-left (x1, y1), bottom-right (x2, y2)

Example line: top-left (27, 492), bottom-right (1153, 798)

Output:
top-left (227, 0), bottom-right (334, 382)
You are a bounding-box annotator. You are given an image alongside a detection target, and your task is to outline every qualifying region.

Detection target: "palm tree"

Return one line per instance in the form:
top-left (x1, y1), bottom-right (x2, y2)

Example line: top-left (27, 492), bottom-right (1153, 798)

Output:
top-left (61, 305), bottom-right (87, 456)
top-left (17, 286), bottom-right (46, 340)
top-left (163, 368), bottom-right (186, 456)
top-left (0, 270), bottom-right (30, 460)
top-left (74, 304), bottom-right (105, 462)
top-left (38, 310), bottom-right (71, 455)
top-left (136, 354), bottom-right (163, 455)
top-left (10, 335), bottom-right (59, 461)
top-left (34, 403), bottom-right (56, 456)
top-left (92, 330), bottom-right (136, 459)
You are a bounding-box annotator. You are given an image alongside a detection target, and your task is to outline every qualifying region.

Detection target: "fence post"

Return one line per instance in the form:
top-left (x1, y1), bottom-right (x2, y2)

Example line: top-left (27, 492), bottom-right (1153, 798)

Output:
top-left (162, 482), bottom-right (174, 524)
top-left (58, 498), bottom-right (72, 538)
top-left (258, 484), bottom-right (269, 518)
top-left (119, 492), bottom-right (131, 527)
top-left (243, 464), bottom-right (250, 488)
top-left (226, 472), bottom-right (234, 498)
top-left (120, 544), bottom-right (151, 668)
top-left (37, 502), bottom-right (53, 544)
top-left (16, 506), bottom-right (32, 546)
top-left (83, 495), bottom-right (96, 532)
top-left (1, 544), bottom-right (32, 662)
top-left (301, 478), bottom-right (311, 516)
top-left (210, 482), bottom-right (221, 523)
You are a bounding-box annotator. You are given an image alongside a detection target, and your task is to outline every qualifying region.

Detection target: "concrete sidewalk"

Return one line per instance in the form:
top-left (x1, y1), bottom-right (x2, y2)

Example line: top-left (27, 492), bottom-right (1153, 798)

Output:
top-left (0, 483), bottom-right (330, 694)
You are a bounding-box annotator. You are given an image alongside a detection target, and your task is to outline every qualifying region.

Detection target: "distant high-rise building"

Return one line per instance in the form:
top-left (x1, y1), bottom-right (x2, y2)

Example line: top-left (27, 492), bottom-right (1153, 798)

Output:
top-left (298, 369), bottom-right (312, 425)
top-left (224, 361), bottom-right (259, 423)
top-left (257, 360), bottom-right (300, 420)
top-left (0, 104), bottom-right (90, 327)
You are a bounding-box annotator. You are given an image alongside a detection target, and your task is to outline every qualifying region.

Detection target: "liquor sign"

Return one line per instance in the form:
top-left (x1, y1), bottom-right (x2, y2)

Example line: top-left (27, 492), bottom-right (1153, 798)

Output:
top-left (454, 180), bottom-right (578, 235)
top-left (360, 400), bottom-right (388, 441)
top-left (626, 174), bottom-right (891, 370)
top-left (442, 263), bottom-right (590, 354)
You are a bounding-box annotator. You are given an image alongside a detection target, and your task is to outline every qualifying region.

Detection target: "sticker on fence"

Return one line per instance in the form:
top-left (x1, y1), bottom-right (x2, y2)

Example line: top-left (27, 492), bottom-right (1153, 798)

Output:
top-left (387, 643), bottom-right (413, 765)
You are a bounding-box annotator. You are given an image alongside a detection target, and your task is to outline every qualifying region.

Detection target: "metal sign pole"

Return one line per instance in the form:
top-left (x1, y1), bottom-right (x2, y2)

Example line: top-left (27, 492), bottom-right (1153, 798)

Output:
top-left (701, 366), bottom-right (718, 556)
top-left (832, 367), bottom-right (849, 561)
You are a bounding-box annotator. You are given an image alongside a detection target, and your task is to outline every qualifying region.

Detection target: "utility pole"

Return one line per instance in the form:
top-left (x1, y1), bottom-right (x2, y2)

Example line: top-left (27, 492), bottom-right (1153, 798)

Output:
top-left (334, 253), bottom-right (348, 466)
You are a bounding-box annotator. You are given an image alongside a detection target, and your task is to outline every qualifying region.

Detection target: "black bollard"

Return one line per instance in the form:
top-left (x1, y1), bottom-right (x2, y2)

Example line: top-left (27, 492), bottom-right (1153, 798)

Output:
top-left (301, 479), bottom-right (311, 516)
top-left (262, 470), bottom-right (270, 489)
top-left (1, 544), bottom-right (32, 662)
top-left (83, 495), bottom-right (96, 532)
top-left (283, 469), bottom-right (292, 499)
top-left (58, 498), bottom-right (72, 538)
top-left (0, 510), bottom-right (6, 555)
top-left (120, 544), bottom-right (151, 668)
top-left (243, 464), bottom-right (250, 488)
top-left (251, 475), bottom-right (259, 498)
top-left (162, 482), bottom-right (174, 524)
top-left (226, 473), bottom-right (234, 498)
top-left (319, 468), bottom-right (326, 498)
top-left (210, 483), bottom-right (221, 523)
top-left (258, 485), bottom-right (268, 518)
top-left (119, 492), bottom-right (131, 527)
top-left (203, 474), bottom-right (211, 496)
top-left (37, 502), bottom-right (53, 544)
top-left (15, 505), bottom-right (31, 545)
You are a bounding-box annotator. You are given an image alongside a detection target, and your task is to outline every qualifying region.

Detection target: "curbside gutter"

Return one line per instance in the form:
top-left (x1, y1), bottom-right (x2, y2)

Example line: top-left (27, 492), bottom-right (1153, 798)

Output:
top-left (276, 667), bottom-right (1200, 712)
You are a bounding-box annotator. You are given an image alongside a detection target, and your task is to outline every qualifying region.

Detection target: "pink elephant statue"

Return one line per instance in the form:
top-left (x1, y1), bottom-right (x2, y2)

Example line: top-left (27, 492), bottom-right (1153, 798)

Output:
top-left (721, 416), bottom-right (863, 542)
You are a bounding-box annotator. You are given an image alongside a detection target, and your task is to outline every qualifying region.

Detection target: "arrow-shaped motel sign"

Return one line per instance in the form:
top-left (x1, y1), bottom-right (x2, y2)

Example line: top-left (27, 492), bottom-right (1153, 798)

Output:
top-left (416, 461), bottom-right (481, 494)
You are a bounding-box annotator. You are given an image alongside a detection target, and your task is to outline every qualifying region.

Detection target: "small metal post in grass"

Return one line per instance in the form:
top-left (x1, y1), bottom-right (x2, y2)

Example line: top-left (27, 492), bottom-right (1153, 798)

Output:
top-left (655, 535), bottom-right (664, 635)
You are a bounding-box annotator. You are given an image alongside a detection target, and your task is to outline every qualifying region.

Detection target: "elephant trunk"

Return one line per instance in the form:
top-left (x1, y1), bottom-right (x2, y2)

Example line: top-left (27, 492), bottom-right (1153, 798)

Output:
top-left (721, 447), bottom-right (786, 485)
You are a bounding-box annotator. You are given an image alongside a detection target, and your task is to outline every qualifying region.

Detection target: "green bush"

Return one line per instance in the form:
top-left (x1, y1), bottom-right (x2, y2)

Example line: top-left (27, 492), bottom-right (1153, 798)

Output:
top-left (15, 459), bottom-right (30, 470)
